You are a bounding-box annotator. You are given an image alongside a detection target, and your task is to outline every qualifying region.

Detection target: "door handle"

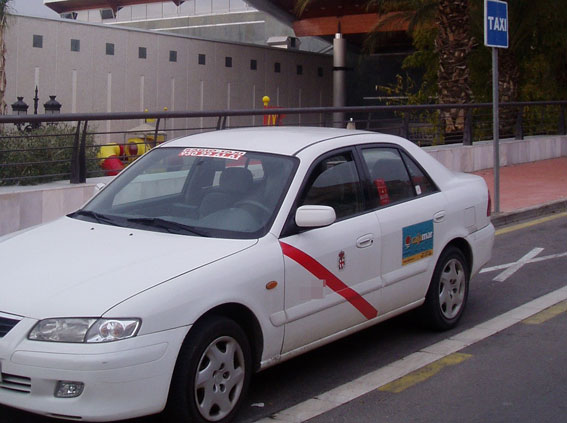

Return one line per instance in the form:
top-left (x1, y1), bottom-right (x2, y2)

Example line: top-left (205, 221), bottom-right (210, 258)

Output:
top-left (434, 211), bottom-right (446, 223)
top-left (356, 234), bottom-right (374, 248)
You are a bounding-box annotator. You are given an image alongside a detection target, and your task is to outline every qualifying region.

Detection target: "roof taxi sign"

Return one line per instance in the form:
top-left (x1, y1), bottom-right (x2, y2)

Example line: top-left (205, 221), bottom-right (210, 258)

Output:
top-left (484, 0), bottom-right (509, 48)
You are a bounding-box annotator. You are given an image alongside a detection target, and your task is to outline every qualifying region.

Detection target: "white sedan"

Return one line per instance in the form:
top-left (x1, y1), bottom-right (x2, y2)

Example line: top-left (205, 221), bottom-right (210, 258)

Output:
top-left (0, 127), bottom-right (494, 422)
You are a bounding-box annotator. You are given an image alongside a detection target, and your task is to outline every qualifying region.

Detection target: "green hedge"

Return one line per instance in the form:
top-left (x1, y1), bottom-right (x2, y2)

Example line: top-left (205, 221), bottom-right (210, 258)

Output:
top-left (0, 124), bottom-right (99, 186)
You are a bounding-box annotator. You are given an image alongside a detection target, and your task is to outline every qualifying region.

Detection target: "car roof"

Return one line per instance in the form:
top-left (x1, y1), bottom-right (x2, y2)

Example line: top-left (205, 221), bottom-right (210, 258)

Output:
top-left (162, 126), bottom-right (404, 156)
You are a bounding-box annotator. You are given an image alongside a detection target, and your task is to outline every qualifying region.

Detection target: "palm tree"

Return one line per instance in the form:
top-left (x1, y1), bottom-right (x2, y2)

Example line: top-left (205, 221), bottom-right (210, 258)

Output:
top-left (470, 0), bottom-right (567, 134)
top-left (296, 0), bottom-right (474, 135)
top-left (0, 0), bottom-right (12, 115)
top-left (434, 0), bottom-right (473, 132)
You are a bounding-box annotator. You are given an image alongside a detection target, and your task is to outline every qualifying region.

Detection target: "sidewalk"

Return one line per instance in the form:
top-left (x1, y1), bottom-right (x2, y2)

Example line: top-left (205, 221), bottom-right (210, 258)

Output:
top-left (472, 157), bottom-right (567, 226)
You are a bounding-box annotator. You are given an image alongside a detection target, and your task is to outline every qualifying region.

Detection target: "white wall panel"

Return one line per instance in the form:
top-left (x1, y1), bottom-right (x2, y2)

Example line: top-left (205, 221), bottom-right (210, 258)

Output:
top-left (5, 15), bottom-right (332, 134)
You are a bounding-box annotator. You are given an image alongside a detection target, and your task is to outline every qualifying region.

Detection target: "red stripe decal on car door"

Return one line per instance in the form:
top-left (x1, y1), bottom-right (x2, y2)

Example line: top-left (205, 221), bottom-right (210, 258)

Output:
top-left (280, 242), bottom-right (378, 320)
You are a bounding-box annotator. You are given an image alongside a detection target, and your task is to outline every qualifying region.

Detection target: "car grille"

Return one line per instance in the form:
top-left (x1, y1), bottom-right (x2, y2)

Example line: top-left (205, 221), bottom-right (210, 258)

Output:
top-left (0, 373), bottom-right (32, 394)
top-left (0, 316), bottom-right (19, 338)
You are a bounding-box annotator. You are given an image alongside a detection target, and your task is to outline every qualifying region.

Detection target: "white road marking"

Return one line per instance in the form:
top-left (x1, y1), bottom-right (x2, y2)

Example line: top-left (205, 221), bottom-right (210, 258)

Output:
top-left (253, 285), bottom-right (567, 423)
top-left (481, 251), bottom-right (567, 273)
top-left (493, 247), bottom-right (544, 282)
top-left (481, 249), bottom-right (567, 282)
top-left (529, 252), bottom-right (567, 264)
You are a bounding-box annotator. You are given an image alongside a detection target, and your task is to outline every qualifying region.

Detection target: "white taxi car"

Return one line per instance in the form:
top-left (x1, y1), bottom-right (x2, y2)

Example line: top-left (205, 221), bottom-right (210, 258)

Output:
top-left (0, 127), bottom-right (494, 422)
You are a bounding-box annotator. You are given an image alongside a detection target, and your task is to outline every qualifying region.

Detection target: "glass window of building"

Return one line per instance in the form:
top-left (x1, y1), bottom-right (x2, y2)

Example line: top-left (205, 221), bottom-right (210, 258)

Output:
top-left (33, 35), bottom-right (43, 48)
top-left (71, 39), bottom-right (80, 52)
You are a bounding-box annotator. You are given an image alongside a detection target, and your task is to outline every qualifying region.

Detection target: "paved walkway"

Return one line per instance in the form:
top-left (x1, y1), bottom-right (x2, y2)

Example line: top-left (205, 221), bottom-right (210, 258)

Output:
top-left (473, 157), bottom-right (567, 214)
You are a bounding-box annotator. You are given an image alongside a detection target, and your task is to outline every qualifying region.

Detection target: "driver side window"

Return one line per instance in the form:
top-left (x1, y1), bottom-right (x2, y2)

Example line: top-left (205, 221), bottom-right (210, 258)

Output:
top-left (299, 152), bottom-right (363, 220)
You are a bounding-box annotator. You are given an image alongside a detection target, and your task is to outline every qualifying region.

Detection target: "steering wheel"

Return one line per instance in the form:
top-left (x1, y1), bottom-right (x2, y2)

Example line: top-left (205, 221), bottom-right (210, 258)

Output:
top-left (233, 200), bottom-right (272, 217)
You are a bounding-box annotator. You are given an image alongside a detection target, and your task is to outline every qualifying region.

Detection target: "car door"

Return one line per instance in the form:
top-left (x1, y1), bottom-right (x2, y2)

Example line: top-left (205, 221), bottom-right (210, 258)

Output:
top-left (279, 149), bottom-right (381, 354)
top-left (359, 146), bottom-right (448, 315)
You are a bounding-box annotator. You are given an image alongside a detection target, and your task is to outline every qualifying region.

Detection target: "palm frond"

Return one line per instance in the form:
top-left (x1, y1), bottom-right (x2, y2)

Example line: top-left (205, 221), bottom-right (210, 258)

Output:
top-left (294, 0), bottom-right (313, 17)
top-left (0, 0), bottom-right (13, 26)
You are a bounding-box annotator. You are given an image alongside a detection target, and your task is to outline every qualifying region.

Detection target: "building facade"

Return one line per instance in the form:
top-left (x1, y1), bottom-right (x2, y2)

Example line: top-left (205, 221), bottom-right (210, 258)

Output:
top-left (43, 0), bottom-right (329, 52)
top-left (6, 14), bottom-right (333, 138)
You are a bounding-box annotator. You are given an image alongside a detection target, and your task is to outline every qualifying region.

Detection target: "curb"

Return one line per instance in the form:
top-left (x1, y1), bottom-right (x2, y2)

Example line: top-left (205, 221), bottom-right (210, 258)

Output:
top-left (491, 199), bottom-right (567, 228)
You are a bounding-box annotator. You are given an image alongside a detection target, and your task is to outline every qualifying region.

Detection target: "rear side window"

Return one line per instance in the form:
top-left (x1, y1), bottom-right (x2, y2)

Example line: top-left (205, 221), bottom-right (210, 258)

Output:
top-left (300, 152), bottom-right (363, 219)
top-left (400, 151), bottom-right (436, 196)
top-left (362, 148), bottom-right (414, 206)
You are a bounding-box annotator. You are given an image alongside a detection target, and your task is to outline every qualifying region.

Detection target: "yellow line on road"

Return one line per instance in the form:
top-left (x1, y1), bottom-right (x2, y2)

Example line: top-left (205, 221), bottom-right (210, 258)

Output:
top-left (523, 301), bottom-right (567, 325)
top-left (378, 353), bottom-right (472, 394)
top-left (495, 211), bottom-right (567, 236)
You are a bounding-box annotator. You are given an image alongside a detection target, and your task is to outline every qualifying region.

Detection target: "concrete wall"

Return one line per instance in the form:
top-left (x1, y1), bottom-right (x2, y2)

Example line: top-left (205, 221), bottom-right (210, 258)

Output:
top-left (5, 14), bottom-right (333, 138)
top-left (426, 135), bottom-right (567, 172)
top-left (0, 177), bottom-right (110, 237)
top-left (1, 135), bottom-right (565, 237)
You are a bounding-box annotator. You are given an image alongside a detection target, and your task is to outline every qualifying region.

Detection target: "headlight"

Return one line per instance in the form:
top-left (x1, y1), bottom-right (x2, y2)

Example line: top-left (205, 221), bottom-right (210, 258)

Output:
top-left (29, 318), bottom-right (140, 343)
top-left (85, 319), bottom-right (140, 343)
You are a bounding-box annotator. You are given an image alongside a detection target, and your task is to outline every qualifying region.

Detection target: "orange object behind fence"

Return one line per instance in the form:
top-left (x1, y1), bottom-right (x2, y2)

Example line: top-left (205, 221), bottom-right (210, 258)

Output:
top-left (262, 96), bottom-right (285, 126)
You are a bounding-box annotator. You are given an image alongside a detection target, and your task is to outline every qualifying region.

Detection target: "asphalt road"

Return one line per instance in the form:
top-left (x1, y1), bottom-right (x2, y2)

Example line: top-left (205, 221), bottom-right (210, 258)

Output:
top-left (2, 213), bottom-right (566, 423)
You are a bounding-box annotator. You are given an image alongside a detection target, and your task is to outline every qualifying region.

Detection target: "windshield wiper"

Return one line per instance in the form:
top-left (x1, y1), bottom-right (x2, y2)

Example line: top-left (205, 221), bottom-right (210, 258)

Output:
top-left (68, 210), bottom-right (123, 227)
top-left (126, 217), bottom-right (209, 237)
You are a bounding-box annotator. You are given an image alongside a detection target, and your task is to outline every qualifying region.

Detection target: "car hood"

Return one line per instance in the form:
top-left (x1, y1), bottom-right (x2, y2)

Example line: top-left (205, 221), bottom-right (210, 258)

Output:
top-left (0, 217), bottom-right (257, 319)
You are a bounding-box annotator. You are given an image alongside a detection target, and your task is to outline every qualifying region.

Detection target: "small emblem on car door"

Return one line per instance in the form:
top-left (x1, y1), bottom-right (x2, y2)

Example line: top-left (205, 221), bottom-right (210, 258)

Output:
top-left (338, 251), bottom-right (346, 270)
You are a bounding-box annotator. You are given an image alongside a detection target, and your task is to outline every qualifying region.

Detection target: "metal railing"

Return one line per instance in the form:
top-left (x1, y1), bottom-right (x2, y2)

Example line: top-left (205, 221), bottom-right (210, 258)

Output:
top-left (0, 101), bottom-right (565, 185)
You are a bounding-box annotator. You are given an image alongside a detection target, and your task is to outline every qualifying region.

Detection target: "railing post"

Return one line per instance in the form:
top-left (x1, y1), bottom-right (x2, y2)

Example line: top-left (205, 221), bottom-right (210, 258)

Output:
top-left (79, 120), bottom-right (88, 183)
top-left (463, 108), bottom-right (473, 146)
top-left (216, 116), bottom-right (227, 130)
top-left (153, 118), bottom-right (161, 147)
top-left (515, 107), bottom-right (524, 140)
top-left (323, 112), bottom-right (330, 128)
top-left (559, 105), bottom-right (566, 135)
top-left (401, 113), bottom-right (409, 139)
top-left (70, 121), bottom-right (81, 184)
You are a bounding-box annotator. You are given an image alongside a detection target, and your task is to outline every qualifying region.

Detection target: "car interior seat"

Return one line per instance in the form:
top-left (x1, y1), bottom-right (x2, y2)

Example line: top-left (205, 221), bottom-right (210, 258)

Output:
top-left (372, 159), bottom-right (413, 204)
top-left (199, 167), bottom-right (253, 217)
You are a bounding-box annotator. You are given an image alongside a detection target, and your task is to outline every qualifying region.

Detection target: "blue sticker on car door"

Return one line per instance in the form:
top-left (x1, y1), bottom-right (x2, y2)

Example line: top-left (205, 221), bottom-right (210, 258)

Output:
top-left (402, 220), bottom-right (434, 265)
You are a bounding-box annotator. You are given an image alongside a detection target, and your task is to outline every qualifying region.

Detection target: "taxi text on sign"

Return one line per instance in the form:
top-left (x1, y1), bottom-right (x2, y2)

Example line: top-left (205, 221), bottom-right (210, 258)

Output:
top-left (484, 0), bottom-right (509, 48)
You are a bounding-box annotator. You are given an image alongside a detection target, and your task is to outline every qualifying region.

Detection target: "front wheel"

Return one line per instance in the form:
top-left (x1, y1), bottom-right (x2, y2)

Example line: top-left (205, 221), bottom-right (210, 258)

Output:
top-left (421, 246), bottom-right (469, 331)
top-left (167, 316), bottom-right (252, 423)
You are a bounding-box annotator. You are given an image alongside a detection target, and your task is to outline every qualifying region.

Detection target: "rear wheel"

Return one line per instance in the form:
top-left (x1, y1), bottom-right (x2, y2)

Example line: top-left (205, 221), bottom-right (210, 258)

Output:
top-left (168, 316), bottom-right (252, 423)
top-left (422, 246), bottom-right (469, 331)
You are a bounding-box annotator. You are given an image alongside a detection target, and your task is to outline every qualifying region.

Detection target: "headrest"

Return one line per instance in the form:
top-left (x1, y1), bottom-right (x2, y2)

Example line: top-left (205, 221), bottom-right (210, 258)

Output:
top-left (372, 159), bottom-right (405, 182)
top-left (219, 167), bottom-right (253, 193)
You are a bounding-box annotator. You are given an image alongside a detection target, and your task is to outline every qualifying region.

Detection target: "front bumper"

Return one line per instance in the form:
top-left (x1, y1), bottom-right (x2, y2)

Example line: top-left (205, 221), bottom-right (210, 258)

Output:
top-left (0, 317), bottom-right (189, 421)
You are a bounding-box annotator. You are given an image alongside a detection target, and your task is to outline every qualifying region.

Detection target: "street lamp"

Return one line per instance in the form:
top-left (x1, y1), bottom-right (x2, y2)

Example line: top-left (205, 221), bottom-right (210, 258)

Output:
top-left (11, 90), bottom-right (63, 131)
top-left (11, 97), bottom-right (29, 116)
top-left (43, 96), bottom-right (62, 114)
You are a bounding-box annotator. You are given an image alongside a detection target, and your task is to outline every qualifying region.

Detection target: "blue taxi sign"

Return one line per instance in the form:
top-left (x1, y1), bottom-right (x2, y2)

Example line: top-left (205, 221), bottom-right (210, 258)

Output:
top-left (484, 0), bottom-right (509, 48)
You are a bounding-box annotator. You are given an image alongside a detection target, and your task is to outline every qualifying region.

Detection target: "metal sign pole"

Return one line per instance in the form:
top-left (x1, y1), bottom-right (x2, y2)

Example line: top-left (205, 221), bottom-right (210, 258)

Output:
top-left (485, 0), bottom-right (507, 214)
top-left (492, 47), bottom-right (500, 213)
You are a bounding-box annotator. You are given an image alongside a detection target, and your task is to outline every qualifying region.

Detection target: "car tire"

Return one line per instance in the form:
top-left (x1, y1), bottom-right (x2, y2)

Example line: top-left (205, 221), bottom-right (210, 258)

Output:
top-left (421, 246), bottom-right (469, 331)
top-left (167, 316), bottom-right (252, 423)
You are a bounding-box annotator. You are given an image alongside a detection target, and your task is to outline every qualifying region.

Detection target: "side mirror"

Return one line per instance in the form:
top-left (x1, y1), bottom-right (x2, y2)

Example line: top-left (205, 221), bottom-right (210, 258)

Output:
top-left (295, 205), bottom-right (336, 228)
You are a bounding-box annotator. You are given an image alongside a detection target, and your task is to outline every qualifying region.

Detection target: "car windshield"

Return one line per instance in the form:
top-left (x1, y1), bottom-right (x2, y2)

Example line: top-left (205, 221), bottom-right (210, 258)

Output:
top-left (72, 147), bottom-right (297, 239)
